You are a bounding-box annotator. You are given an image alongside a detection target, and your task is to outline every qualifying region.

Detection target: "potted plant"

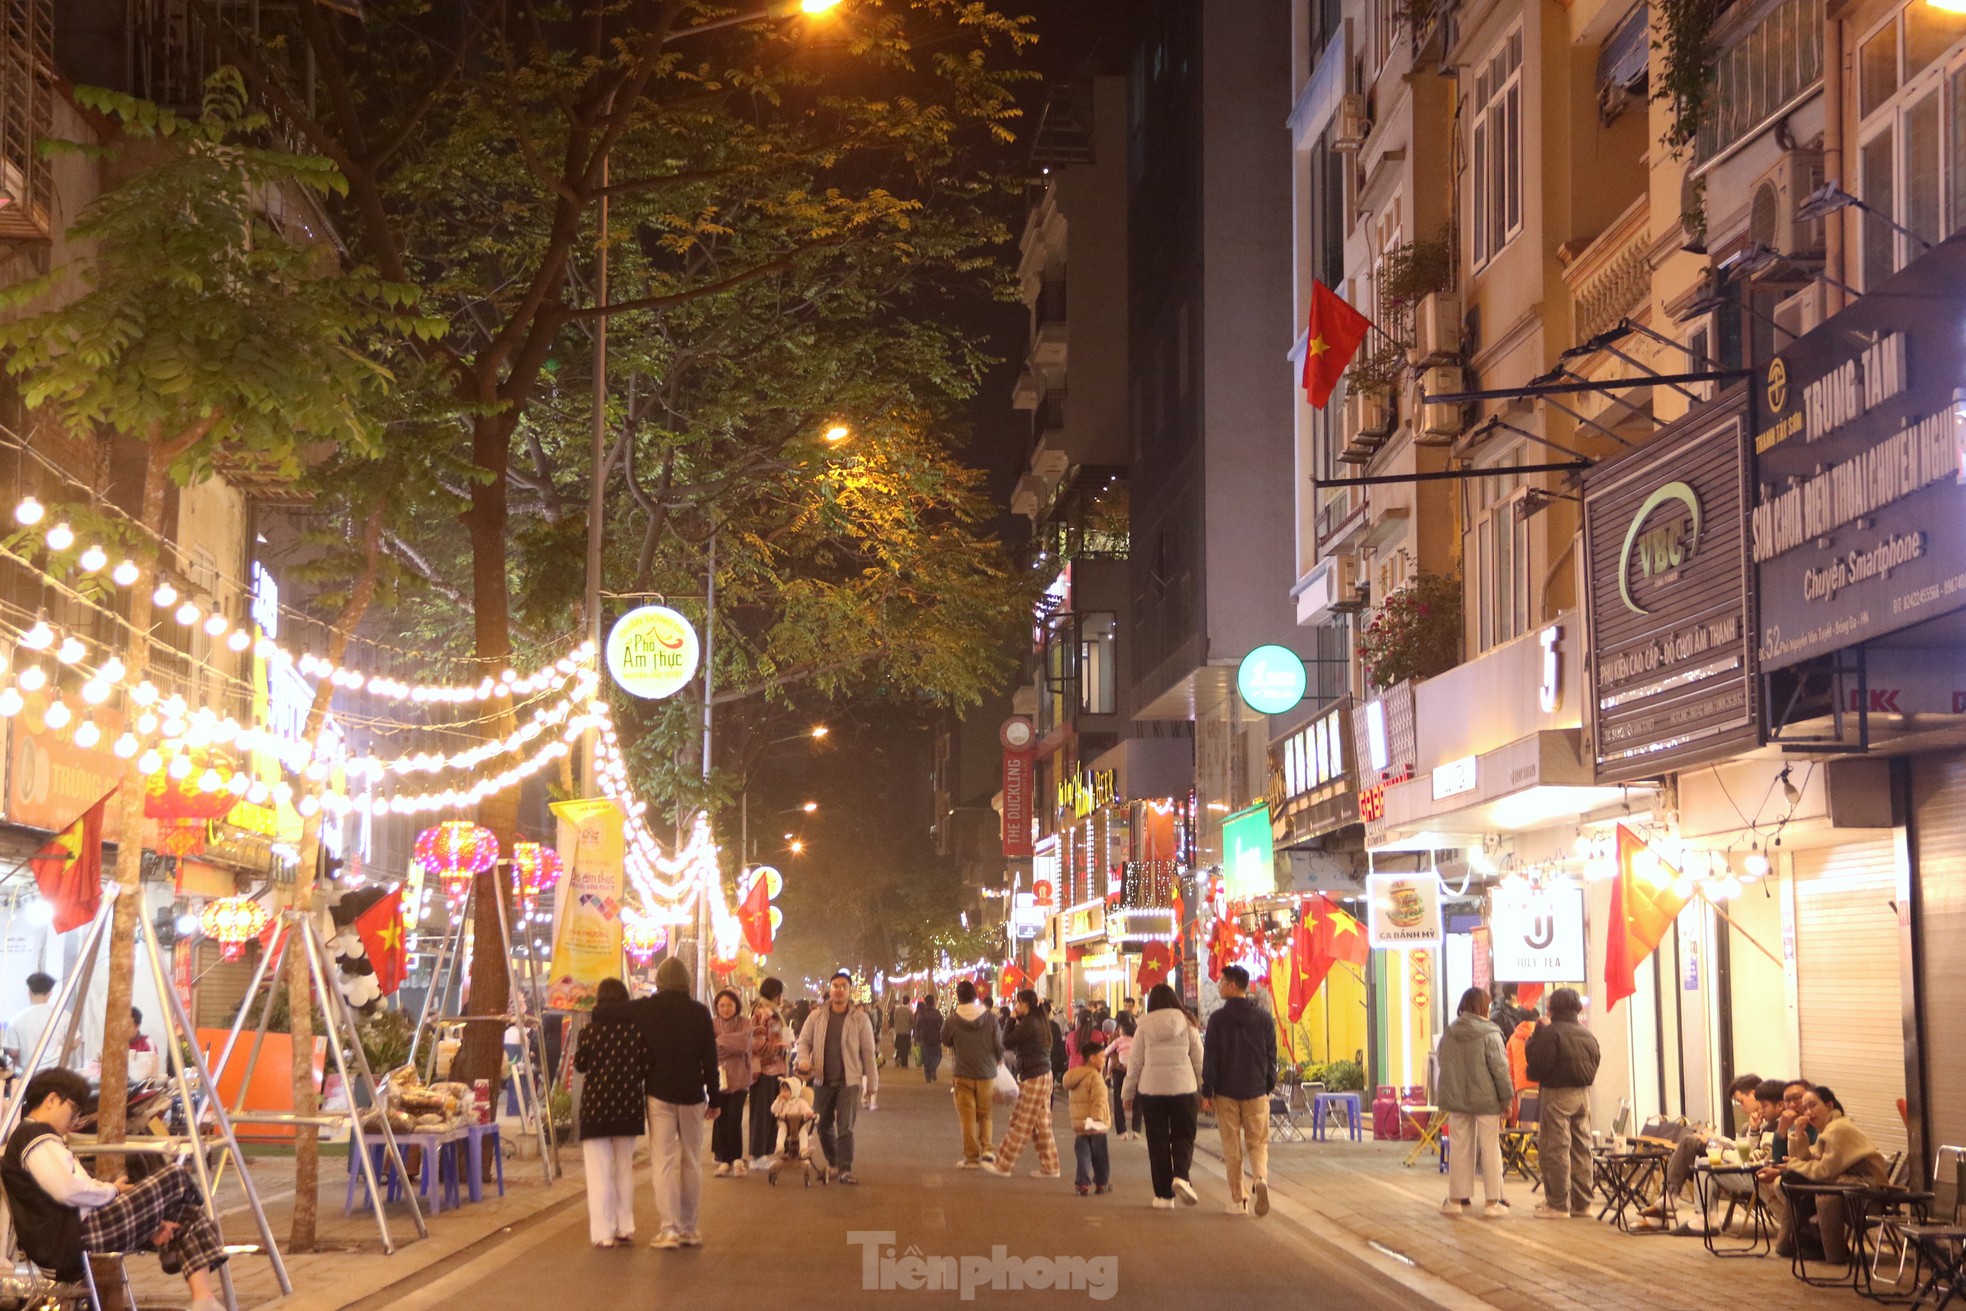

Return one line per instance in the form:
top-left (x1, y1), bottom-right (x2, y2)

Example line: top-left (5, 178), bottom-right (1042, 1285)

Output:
top-left (1356, 572), bottom-right (1463, 689)
top-left (1345, 343), bottom-right (1405, 438)
top-left (1383, 234), bottom-right (1459, 361)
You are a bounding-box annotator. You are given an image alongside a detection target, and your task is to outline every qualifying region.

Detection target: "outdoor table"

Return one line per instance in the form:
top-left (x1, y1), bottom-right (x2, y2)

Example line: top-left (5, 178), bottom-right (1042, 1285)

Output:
top-left (1895, 1223), bottom-right (1966, 1310)
top-left (346, 1125), bottom-right (467, 1217)
top-left (1693, 1160), bottom-right (1775, 1257)
top-left (1846, 1184), bottom-right (1933, 1300)
top-left (1400, 1105), bottom-right (1443, 1167)
top-left (1781, 1178), bottom-right (1870, 1291)
top-left (1593, 1144), bottom-right (1671, 1232)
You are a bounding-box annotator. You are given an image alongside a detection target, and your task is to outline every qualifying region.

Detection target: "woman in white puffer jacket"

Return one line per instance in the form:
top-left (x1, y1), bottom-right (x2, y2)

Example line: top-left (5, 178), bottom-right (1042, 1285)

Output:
top-left (1120, 983), bottom-right (1204, 1208)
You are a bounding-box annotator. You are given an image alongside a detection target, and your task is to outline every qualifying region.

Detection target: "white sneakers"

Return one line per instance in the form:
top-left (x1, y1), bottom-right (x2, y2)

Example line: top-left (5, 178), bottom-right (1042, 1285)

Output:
top-left (1441, 1198), bottom-right (1468, 1216)
top-left (650, 1230), bottom-right (683, 1249)
top-left (1226, 1199), bottom-right (1251, 1215)
top-left (1482, 1201), bottom-right (1509, 1219)
top-left (1252, 1179), bottom-right (1271, 1218)
top-left (981, 1161), bottom-right (1013, 1177)
top-left (732, 1160), bottom-right (749, 1177)
top-left (1533, 1204), bottom-right (1571, 1220)
top-left (1151, 1197), bottom-right (1175, 1209)
top-left (1172, 1178), bottom-right (1198, 1206)
top-left (1031, 1168), bottom-right (1062, 1179)
top-left (713, 1163), bottom-right (732, 1178)
top-left (958, 1159), bottom-right (981, 1170)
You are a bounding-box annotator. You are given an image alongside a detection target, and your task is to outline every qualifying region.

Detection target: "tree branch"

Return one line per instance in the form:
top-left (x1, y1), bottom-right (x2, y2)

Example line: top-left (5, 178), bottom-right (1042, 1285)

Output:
top-left (563, 237), bottom-right (847, 319)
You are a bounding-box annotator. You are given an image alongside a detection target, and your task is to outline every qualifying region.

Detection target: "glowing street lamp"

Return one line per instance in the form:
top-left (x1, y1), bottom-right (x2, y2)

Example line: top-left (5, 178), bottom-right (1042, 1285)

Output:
top-left (789, 839), bottom-right (806, 855)
top-left (823, 423), bottom-right (852, 444)
top-left (802, 801), bottom-right (818, 812)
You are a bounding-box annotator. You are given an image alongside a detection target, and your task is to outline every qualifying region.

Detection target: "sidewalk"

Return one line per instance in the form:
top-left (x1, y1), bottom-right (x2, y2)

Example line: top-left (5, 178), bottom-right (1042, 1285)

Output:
top-left (1194, 1122), bottom-right (1878, 1311)
top-left (122, 1133), bottom-right (587, 1311)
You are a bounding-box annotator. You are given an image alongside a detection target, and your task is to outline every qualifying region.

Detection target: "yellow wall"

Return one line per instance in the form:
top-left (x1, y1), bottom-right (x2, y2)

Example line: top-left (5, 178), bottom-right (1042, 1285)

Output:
top-left (1267, 958), bottom-right (1369, 1072)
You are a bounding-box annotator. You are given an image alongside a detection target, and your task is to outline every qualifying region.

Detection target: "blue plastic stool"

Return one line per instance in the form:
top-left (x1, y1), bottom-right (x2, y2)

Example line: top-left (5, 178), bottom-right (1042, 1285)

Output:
top-left (464, 1122), bottom-right (505, 1202)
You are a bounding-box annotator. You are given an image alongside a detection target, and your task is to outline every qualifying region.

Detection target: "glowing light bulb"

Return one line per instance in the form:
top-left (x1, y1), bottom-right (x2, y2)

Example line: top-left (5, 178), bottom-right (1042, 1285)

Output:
top-left (174, 601), bottom-right (200, 626)
top-left (55, 637), bottom-right (84, 665)
top-left (16, 665), bottom-right (45, 692)
top-left (152, 581), bottom-right (177, 607)
top-left (0, 689), bottom-right (21, 717)
top-left (175, 913), bottom-right (199, 937)
top-left (78, 545), bottom-right (107, 572)
top-left (112, 733), bottom-right (138, 759)
top-left (167, 753), bottom-right (192, 780)
top-left (202, 613), bottom-right (227, 638)
top-left (136, 711), bottom-right (158, 735)
top-left (246, 782), bottom-right (269, 805)
top-left (20, 618), bottom-right (51, 650)
top-left (111, 559), bottom-right (139, 586)
top-left (136, 749), bottom-right (162, 775)
top-left (14, 496), bottom-right (43, 526)
top-left (72, 719), bottom-right (99, 749)
top-left (41, 700), bottom-right (70, 730)
top-left (196, 768), bottom-right (221, 792)
top-left (1744, 846), bottom-right (1771, 878)
top-left (226, 772), bottom-right (249, 795)
top-left (44, 522), bottom-right (73, 551)
top-left (226, 629), bottom-right (250, 652)
top-left (132, 682), bottom-right (158, 706)
top-left (81, 680), bottom-right (109, 705)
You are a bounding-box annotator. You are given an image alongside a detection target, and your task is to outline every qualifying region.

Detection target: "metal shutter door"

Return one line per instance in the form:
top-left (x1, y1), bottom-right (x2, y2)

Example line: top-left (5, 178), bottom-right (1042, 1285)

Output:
top-left (1912, 750), bottom-right (1966, 1169)
top-left (1793, 841), bottom-right (1908, 1157)
top-left (192, 942), bottom-right (254, 1030)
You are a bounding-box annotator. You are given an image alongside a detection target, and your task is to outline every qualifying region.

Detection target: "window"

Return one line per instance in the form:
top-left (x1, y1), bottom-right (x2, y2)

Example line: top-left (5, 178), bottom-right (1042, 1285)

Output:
top-left (1855, 6), bottom-right (1966, 287)
top-left (1471, 29), bottom-right (1524, 267)
top-left (1698, 0), bottom-right (1824, 163)
top-left (1079, 613), bottom-right (1118, 715)
top-left (1470, 452), bottom-right (1528, 652)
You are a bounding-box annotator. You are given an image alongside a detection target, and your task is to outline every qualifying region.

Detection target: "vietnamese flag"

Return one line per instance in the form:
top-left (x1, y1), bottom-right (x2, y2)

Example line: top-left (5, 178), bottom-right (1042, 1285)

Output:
top-left (1302, 280), bottom-right (1374, 409)
top-left (30, 789), bottom-right (115, 933)
top-left (1604, 826), bottom-right (1691, 1012)
top-left (1314, 895), bottom-right (1370, 967)
top-left (1285, 919), bottom-right (1331, 1022)
top-left (354, 888), bottom-right (408, 996)
top-left (738, 875), bottom-right (773, 956)
top-left (1027, 941), bottom-right (1049, 981)
top-left (1000, 963), bottom-right (1025, 995)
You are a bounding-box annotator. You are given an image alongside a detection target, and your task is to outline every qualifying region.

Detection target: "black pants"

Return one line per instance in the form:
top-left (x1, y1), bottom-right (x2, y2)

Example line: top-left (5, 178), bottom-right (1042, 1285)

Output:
top-left (1139, 1092), bottom-right (1198, 1200)
top-left (895, 1034), bottom-right (911, 1067)
top-left (922, 1042), bottom-right (942, 1081)
top-left (712, 1089), bottom-right (747, 1163)
top-left (748, 1074), bottom-right (781, 1157)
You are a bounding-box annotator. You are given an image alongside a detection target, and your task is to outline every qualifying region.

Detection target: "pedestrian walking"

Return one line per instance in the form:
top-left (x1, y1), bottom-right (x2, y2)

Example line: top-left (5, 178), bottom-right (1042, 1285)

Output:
top-left (915, 994), bottom-right (945, 1083)
top-left (1123, 983), bottom-right (1204, 1208)
top-left (624, 956), bottom-right (719, 1249)
top-left (748, 977), bottom-right (790, 1169)
top-left (1109, 1013), bottom-right (1141, 1139)
top-left (984, 990), bottom-right (1061, 1179)
top-left (893, 997), bottom-right (913, 1070)
top-left (943, 979), bottom-right (1003, 1169)
top-left (1524, 986), bottom-right (1601, 1219)
top-left (794, 970), bottom-right (879, 1185)
top-left (572, 978), bottom-right (645, 1247)
top-left (1435, 986), bottom-right (1514, 1219)
top-left (711, 988), bottom-right (753, 1178)
top-left (1201, 964), bottom-right (1276, 1217)
top-left (1064, 1035), bottom-right (1113, 1195)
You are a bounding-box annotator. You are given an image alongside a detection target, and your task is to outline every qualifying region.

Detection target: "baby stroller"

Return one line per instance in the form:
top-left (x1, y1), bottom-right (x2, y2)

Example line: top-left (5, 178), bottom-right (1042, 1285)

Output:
top-left (766, 1075), bottom-right (826, 1187)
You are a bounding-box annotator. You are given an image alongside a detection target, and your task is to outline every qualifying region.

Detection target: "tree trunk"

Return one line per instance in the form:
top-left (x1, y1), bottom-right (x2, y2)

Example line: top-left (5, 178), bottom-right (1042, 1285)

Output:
top-left (454, 411), bottom-right (519, 1089)
top-left (95, 444), bottom-right (170, 1151)
top-left (284, 503), bottom-right (386, 1252)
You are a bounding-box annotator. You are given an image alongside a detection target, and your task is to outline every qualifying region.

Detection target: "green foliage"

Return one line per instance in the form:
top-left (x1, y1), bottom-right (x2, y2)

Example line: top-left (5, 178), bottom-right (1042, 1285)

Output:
top-left (1312, 1058), bottom-right (1366, 1093)
top-left (1346, 342), bottom-right (1408, 394)
top-left (1357, 572), bottom-right (1463, 689)
top-left (1654, 0), bottom-right (1724, 156)
top-left (357, 1010), bottom-right (414, 1077)
top-left (1381, 235), bottom-right (1453, 307)
top-left (0, 69), bottom-right (434, 499)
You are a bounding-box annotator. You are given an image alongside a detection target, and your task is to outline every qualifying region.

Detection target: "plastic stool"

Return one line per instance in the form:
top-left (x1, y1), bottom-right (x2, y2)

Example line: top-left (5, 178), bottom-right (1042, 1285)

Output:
top-left (464, 1122), bottom-right (505, 1202)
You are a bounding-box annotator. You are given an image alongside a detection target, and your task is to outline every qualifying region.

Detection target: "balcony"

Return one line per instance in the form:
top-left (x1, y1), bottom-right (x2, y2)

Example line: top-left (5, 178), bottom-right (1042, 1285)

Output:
top-left (1561, 195), bottom-right (1651, 346)
top-left (1031, 281), bottom-right (1068, 370)
top-left (0, 0), bottom-right (53, 242)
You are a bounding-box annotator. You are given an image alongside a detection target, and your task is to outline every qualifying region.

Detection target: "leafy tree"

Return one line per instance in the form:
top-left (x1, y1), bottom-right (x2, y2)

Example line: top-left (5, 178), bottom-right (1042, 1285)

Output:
top-left (0, 72), bottom-right (429, 1178)
top-left (206, 0), bottom-right (1037, 1073)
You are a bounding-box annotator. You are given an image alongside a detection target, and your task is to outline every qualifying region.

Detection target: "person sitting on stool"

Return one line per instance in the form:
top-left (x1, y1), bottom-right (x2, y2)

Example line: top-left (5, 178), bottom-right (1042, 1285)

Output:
top-left (0, 1067), bottom-right (227, 1310)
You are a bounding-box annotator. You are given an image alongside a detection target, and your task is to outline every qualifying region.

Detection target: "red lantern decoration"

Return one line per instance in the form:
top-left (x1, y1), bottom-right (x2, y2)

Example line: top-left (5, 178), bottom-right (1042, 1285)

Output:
top-left (415, 821), bottom-right (499, 900)
top-left (201, 896), bottom-right (270, 961)
top-left (511, 842), bottom-right (563, 898)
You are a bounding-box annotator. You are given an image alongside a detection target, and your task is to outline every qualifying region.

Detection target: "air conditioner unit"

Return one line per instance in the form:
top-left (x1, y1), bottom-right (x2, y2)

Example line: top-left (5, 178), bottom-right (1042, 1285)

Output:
top-left (1412, 292), bottom-right (1462, 362)
top-left (1297, 553), bottom-right (1361, 626)
top-left (1346, 385), bottom-right (1394, 439)
top-left (1749, 150), bottom-right (1826, 259)
top-left (1773, 281), bottom-right (1828, 342)
top-left (1415, 366), bottom-right (1465, 443)
top-left (1334, 95), bottom-right (1371, 152)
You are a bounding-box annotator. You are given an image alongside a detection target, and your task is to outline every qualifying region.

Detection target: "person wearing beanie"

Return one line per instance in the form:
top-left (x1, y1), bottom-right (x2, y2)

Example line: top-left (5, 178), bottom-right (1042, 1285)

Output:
top-left (626, 955), bottom-right (719, 1248)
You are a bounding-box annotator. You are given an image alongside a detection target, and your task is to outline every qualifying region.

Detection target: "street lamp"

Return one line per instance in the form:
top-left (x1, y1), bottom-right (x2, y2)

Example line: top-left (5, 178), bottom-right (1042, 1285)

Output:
top-left (801, 801), bottom-right (818, 813)
top-left (789, 839), bottom-right (806, 855)
top-left (811, 724), bottom-right (830, 739)
top-left (823, 423), bottom-right (852, 444)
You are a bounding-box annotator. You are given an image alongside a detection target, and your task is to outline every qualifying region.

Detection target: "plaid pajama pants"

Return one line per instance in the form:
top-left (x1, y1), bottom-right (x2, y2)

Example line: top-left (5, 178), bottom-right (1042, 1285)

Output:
top-left (80, 1164), bottom-right (226, 1276)
top-left (994, 1075), bottom-right (1059, 1174)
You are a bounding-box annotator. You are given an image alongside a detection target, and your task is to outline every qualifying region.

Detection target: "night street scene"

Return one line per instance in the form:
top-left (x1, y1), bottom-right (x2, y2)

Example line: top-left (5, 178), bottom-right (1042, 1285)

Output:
top-left (0, 0), bottom-right (1959, 1308)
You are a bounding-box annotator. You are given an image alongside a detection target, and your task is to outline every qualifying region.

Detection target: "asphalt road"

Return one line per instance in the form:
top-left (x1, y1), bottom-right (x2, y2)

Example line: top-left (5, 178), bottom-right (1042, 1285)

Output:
top-left (355, 1073), bottom-right (1439, 1310)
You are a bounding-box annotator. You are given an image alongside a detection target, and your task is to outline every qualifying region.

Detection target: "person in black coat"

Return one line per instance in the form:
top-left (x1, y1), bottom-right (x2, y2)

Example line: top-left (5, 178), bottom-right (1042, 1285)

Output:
top-left (574, 978), bottom-right (646, 1247)
top-left (626, 956), bottom-right (719, 1248)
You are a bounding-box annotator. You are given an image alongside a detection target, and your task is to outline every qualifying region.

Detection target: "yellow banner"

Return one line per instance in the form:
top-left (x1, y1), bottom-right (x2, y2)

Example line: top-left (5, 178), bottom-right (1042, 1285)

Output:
top-left (548, 798), bottom-right (627, 1010)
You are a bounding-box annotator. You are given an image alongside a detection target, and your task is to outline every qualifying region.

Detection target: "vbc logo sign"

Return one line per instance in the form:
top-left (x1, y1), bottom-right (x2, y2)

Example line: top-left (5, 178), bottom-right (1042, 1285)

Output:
top-left (1618, 481), bottom-right (1702, 615)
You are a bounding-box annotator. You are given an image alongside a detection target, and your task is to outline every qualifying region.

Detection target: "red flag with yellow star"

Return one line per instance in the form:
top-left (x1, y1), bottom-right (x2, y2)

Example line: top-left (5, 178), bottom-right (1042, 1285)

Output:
top-left (30, 789), bottom-right (114, 934)
top-left (1302, 281), bottom-right (1374, 409)
top-left (1605, 826), bottom-right (1691, 1012)
top-left (354, 888), bottom-right (408, 996)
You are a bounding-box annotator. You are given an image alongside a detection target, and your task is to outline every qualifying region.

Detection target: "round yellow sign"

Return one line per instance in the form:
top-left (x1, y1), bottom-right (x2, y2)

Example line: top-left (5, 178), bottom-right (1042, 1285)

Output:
top-left (605, 605), bottom-right (701, 699)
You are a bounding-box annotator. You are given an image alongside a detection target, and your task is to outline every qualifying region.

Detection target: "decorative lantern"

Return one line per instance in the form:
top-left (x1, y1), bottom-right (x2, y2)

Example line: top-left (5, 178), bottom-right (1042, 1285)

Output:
top-left (145, 747), bottom-right (243, 856)
top-left (511, 842), bottom-right (563, 898)
top-left (624, 919), bottom-right (666, 965)
top-left (415, 821), bottom-right (499, 900)
top-left (201, 896), bottom-right (270, 961)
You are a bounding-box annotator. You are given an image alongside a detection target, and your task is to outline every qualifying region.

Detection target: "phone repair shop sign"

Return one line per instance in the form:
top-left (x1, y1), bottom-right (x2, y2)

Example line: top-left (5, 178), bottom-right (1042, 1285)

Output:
top-left (1488, 883), bottom-right (1586, 981)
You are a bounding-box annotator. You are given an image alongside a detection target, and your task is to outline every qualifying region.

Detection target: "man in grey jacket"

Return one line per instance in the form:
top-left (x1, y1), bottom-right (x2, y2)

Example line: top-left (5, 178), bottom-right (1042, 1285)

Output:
top-left (795, 970), bottom-right (879, 1185)
top-left (942, 980), bottom-right (1003, 1168)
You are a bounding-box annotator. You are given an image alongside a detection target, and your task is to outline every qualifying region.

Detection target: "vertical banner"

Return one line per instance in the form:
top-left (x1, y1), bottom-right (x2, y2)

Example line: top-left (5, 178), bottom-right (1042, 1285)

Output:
top-left (548, 798), bottom-right (627, 1011)
top-left (1002, 749), bottom-right (1035, 858)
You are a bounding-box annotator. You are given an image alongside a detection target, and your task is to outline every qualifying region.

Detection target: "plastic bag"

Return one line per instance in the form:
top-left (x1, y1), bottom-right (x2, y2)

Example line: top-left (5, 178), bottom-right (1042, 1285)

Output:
top-left (992, 1066), bottom-right (1019, 1105)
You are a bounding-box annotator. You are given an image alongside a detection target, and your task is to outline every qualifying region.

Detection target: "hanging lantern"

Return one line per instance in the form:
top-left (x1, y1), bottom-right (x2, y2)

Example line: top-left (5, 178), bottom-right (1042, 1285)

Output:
top-left (512, 842), bottom-right (563, 898)
top-left (624, 919), bottom-right (666, 965)
top-left (415, 821), bottom-right (499, 900)
top-left (201, 896), bottom-right (270, 961)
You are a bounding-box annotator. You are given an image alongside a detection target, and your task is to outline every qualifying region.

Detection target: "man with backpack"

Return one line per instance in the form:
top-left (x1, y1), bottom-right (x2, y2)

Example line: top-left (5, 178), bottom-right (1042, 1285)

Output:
top-left (1201, 965), bottom-right (1277, 1217)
